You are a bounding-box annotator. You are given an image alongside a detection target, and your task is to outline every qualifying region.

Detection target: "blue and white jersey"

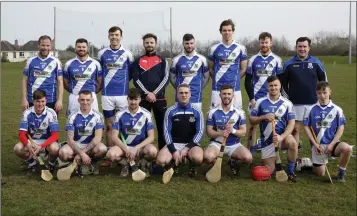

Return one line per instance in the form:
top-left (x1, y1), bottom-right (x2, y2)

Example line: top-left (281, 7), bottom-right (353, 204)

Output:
top-left (208, 42), bottom-right (248, 91)
top-left (207, 105), bottom-right (246, 146)
top-left (23, 55), bottom-right (63, 103)
top-left (63, 57), bottom-right (102, 95)
top-left (97, 46), bottom-right (134, 96)
top-left (112, 107), bottom-right (154, 147)
top-left (170, 52), bottom-right (209, 103)
top-left (250, 95), bottom-right (295, 148)
top-left (66, 109), bottom-right (104, 145)
top-left (247, 52), bottom-right (283, 100)
top-left (303, 100), bottom-right (346, 145)
top-left (19, 106), bottom-right (59, 139)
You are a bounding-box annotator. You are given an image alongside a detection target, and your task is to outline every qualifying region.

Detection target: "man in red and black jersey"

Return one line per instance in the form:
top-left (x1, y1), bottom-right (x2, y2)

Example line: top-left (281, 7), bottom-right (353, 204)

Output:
top-left (131, 33), bottom-right (169, 150)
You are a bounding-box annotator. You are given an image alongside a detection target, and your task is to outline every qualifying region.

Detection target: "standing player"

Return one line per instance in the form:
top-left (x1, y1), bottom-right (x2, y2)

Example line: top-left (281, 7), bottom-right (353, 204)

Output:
top-left (131, 33), bottom-right (169, 151)
top-left (157, 84), bottom-right (204, 177)
top-left (97, 26), bottom-right (134, 150)
top-left (59, 90), bottom-right (107, 174)
top-left (21, 35), bottom-right (63, 113)
top-left (64, 38), bottom-right (102, 116)
top-left (204, 85), bottom-right (252, 176)
top-left (170, 33), bottom-right (210, 110)
top-left (208, 19), bottom-right (248, 109)
top-left (244, 32), bottom-right (283, 151)
top-left (303, 81), bottom-right (352, 182)
top-left (14, 90), bottom-right (60, 173)
top-left (280, 37), bottom-right (327, 149)
top-left (249, 76), bottom-right (298, 182)
top-left (107, 88), bottom-right (157, 177)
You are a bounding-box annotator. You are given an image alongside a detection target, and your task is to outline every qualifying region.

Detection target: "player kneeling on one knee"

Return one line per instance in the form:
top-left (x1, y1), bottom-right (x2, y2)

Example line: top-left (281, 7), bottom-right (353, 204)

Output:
top-left (107, 88), bottom-right (157, 177)
top-left (14, 90), bottom-right (60, 173)
top-left (303, 81), bottom-right (352, 183)
top-left (249, 76), bottom-right (298, 182)
top-left (59, 90), bottom-right (107, 175)
top-left (156, 84), bottom-right (204, 177)
top-left (204, 85), bottom-right (252, 176)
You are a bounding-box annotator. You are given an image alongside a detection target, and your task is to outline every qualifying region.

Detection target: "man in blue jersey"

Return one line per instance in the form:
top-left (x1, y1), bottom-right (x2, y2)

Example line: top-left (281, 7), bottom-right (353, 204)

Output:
top-left (303, 81), bottom-right (352, 182)
top-left (59, 90), bottom-right (107, 174)
top-left (97, 26), bottom-right (134, 150)
top-left (208, 19), bottom-right (248, 109)
top-left (157, 84), bottom-right (204, 177)
top-left (21, 35), bottom-right (63, 113)
top-left (14, 90), bottom-right (60, 173)
top-left (64, 38), bottom-right (102, 116)
top-left (107, 88), bottom-right (157, 177)
top-left (280, 37), bottom-right (327, 149)
top-left (249, 75), bottom-right (298, 182)
top-left (204, 85), bottom-right (252, 176)
top-left (245, 32), bottom-right (284, 151)
top-left (170, 33), bottom-right (210, 110)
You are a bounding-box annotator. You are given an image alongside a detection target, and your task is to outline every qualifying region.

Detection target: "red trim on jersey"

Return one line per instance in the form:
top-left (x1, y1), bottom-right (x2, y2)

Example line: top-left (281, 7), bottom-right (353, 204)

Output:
top-left (139, 56), bottom-right (162, 71)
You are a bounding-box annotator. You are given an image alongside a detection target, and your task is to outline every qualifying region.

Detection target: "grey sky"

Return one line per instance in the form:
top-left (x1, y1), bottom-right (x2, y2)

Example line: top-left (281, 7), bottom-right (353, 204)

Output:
top-left (1, 1), bottom-right (356, 50)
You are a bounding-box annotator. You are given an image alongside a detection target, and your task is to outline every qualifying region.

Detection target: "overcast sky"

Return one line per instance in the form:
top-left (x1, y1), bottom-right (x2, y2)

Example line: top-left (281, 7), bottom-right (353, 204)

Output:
top-left (1, 1), bottom-right (356, 50)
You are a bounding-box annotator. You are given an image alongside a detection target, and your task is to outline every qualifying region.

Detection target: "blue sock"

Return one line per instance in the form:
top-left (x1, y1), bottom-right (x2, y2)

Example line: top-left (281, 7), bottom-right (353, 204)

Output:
top-left (287, 161), bottom-right (295, 174)
top-left (338, 167), bottom-right (346, 176)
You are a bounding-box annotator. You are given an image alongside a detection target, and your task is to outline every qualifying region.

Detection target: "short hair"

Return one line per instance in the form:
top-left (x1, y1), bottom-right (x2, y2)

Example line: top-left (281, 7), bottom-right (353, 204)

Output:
top-left (177, 83), bottom-right (190, 91)
top-left (142, 33), bottom-right (157, 43)
top-left (259, 32), bottom-right (272, 41)
top-left (38, 35), bottom-right (52, 44)
top-left (78, 90), bottom-right (92, 97)
top-left (296, 37), bottom-right (311, 46)
top-left (75, 38), bottom-right (88, 45)
top-left (182, 33), bottom-right (195, 42)
top-left (267, 75), bottom-right (280, 83)
top-left (128, 88), bottom-right (142, 99)
top-left (219, 19), bottom-right (235, 32)
top-left (220, 84), bottom-right (233, 92)
top-left (33, 89), bottom-right (46, 100)
top-left (316, 81), bottom-right (330, 90)
top-left (108, 26), bottom-right (123, 36)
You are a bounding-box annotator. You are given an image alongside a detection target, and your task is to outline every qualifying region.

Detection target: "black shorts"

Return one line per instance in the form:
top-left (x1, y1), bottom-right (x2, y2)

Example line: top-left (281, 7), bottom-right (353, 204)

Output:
top-left (29, 102), bottom-right (56, 110)
top-left (313, 141), bottom-right (341, 167)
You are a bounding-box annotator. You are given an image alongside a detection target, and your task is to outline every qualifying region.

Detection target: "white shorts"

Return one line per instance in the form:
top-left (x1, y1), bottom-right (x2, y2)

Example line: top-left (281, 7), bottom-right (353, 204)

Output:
top-left (101, 95), bottom-right (128, 112)
top-left (67, 93), bottom-right (98, 116)
top-left (191, 103), bottom-right (202, 110)
top-left (169, 143), bottom-right (188, 152)
top-left (293, 105), bottom-right (310, 121)
top-left (261, 143), bottom-right (282, 160)
top-left (210, 90), bottom-right (242, 109)
top-left (311, 145), bottom-right (329, 165)
top-left (209, 141), bottom-right (242, 157)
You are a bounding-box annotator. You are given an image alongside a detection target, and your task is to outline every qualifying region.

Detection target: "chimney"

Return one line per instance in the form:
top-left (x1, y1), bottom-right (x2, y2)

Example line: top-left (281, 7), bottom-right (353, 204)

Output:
top-left (15, 39), bottom-right (18, 47)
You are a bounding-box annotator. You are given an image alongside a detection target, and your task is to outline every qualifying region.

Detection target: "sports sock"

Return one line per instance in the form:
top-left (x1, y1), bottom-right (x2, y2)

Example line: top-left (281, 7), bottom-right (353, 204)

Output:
top-left (287, 161), bottom-right (295, 174)
top-left (338, 167), bottom-right (346, 176)
top-left (26, 158), bottom-right (36, 167)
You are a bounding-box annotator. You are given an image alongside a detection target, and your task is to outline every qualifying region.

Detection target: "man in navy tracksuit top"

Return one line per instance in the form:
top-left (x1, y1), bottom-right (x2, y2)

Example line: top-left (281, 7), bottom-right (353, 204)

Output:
top-left (279, 37), bottom-right (327, 149)
top-left (131, 33), bottom-right (169, 150)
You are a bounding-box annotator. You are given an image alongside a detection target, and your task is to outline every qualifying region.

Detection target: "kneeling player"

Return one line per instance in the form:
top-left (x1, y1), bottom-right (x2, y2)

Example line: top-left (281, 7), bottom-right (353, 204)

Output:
top-left (156, 84), bottom-right (204, 177)
top-left (14, 90), bottom-right (60, 173)
top-left (204, 85), bottom-right (252, 176)
top-left (107, 88), bottom-right (157, 177)
top-left (59, 90), bottom-right (107, 175)
top-left (304, 81), bottom-right (352, 182)
top-left (249, 76), bottom-right (298, 182)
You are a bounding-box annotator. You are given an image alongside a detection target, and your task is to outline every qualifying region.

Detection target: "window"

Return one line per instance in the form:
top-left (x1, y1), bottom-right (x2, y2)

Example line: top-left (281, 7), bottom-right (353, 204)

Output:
top-left (19, 52), bottom-right (24, 58)
top-left (2, 52), bottom-right (8, 57)
top-left (13, 52), bottom-right (16, 58)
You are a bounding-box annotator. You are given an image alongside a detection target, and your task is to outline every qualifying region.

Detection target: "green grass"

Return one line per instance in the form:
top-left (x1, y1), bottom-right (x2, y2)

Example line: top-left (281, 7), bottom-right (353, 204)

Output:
top-left (1, 57), bottom-right (356, 216)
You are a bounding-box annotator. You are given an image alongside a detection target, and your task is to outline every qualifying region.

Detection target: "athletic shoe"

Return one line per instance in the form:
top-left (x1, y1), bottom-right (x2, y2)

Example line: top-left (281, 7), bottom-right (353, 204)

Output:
top-left (48, 160), bottom-right (57, 173)
top-left (228, 159), bottom-right (240, 176)
top-left (188, 164), bottom-right (197, 178)
top-left (120, 165), bottom-right (130, 177)
top-left (92, 161), bottom-right (100, 176)
top-left (151, 161), bottom-right (164, 174)
top-left (139, 160), bottom-right (151, 178)
top-left (335, 173), bottom-right (346, 183)
top-left (26, 164), bottom-right (37, 175)
top-left (287, 172), bottom-right (298, 183)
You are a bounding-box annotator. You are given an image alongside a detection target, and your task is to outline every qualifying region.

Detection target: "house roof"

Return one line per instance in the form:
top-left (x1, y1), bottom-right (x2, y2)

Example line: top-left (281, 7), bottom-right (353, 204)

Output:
top-left (18, 40), bottom-right (38, 51)
top-left (1, 41), bottom-right (16, 51)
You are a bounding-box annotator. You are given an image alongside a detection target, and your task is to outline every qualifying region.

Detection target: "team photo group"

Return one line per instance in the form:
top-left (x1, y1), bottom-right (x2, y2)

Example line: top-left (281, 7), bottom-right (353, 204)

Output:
top-left (14, 19), bottom-right (353, 184)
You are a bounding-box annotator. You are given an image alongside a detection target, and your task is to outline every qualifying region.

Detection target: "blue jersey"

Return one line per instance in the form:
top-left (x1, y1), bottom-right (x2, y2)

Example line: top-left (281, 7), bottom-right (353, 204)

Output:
top-left (66, 109), bottom-right (104, 145)
top-left (247, 52), bottom-right (283, 100)
top-left (23, 55), bottom-right (63, 103)
top-left (19, 106), bottom-right (59, 140)
top-left (208, 42), bottom-right (248, 91)
top-left (303, 101), bottom-right (346, 145)
top-left (207, 105), bottom-right (246, 146)
top-left (97, 46), bottom-right (134, 96)
top-left (250, 95), bottom-right (295, 148)
top-left (112, 107), bottom-right (154, 147)
top-left (170, 52), bottom-right (209, 103)
top-left (64, 57), bottom-right (102, 95)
